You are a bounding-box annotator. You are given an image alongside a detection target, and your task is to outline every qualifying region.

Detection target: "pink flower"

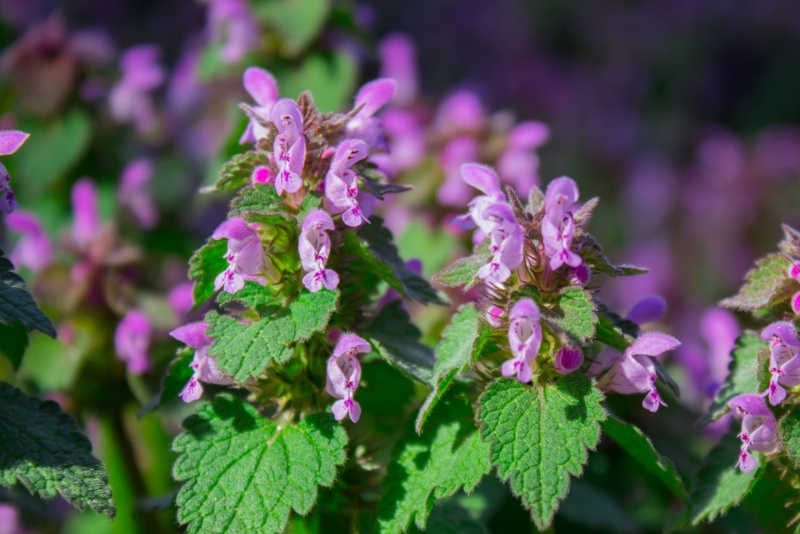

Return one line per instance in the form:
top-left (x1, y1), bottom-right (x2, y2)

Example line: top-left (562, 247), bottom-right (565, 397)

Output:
top-left (542, 176), bottom-right (582, 270)
top-left (207, 0), bottom-right (260, 65)
top-left (378, 33), bottom-right (417, 106)
top-left (212, 218), bottom-right (263, 293)
top-left (168, 282), bottom-right (195, 318)
top-left (170, 321), bottom-right (234, 402)
top-left (71, 178), bottom-right (101, 247)
top-left (497, 121), bottom-right (549, 193)
top-left (325, 139), bottom-right (370, 227)
top-left (239, 67), bottom-right (279, 144)
top-left (345, 78), bottom-right (396, 148)
top-left (114, 310), bottom-right (151, 375)
top-left (554, 347), bottom-right (584, 375)
top-left (0, 130), bottom-right (30, 214)
top-left (5, 210), bottom-right (52, 272)
top-left (501, 299), bottom-right (541, 383)
top-left (326, 333), bottom-right (371, 422)
top-left (118, 159), bottom-right (158, 229)
top-left (271, 98), bottom-right (305, 195)
top-left (626, 295), bottom-right (667, 325)
top-left (436, 136), bottom-right (480, 207)
top-left (299, 210), bottom-right (339, 292)
top-left (109, 45), bottom-right (164, 133)
top-left (434, 90), bottom-right (485, 136)
top-left (728, 394), bottom-right (778, 473)
top-left (760, 321), bottom-right (800, 405)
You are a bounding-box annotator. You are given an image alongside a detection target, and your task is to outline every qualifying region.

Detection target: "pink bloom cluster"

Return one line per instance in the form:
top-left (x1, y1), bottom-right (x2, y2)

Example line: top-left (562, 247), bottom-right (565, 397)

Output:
top-left (501, 299), bottom-right (541, 383)
top-left (728, 394), bottom-right (778, 473)
top-left (212, 218), bottom-right (264, 294)
top-left (299, 210), bottom-right (339, 292)
top-left (170, 321), bottom-right (234, 402)
top-left (326, 333), bottom-right (370, 422)
top-left (760, 321), bottom-right (800, 405)
top-left (542, 177), bottom-right (583, 271)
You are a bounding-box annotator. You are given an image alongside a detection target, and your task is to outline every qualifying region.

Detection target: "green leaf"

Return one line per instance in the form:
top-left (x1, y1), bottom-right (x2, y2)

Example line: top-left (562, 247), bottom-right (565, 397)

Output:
top-left (579, 246), bottom-right (647, 278)
top-left (188, 238), bottom-right (228, 308)
top-left (416, 304), bottom-right (486, 433)
top-left (742, 463), bottom-right (800, 534)
top-left (173, 396), bottom-right (347, 534)
top-left (594, 313), bottom-right (633, 352)
top-left (720, 253), bottom-right (790, 311)
top-left (541, 287), bottom-right (597, 344)
top-left (288, 289), bottom-right (339, 342)
top-left (217, 281), bottom-right (281, 312)
top-left (477, 377), bottom-right (606, 530)
top-left (558, 478), bottom-right (636, 534)
top-left (207, 311), bottom-right (295, 381)
top-left (396, 219), bottom-right (459, 278)
top-left (140, 348), bottom-right (195, 415)
top-left (0, 322), bottom-right (28, 369)
top-left (343, 217), bottom-right (445, 305)
top-left (0, 249), bottom-right (56, 337)
top-left (780, 406), bottom-right (800, 468)
top-left (367, 301), bottom-right (434, 384)
top-left (0, 383), bottom-right (114, 517)
top-left (431, 244), bottom-right (491, 290)
top-left (229, 184), bottom-right (290, 220)
top-left (272, 51), bottom-right (357, 113)
top-left (689, 430), bottom-right (762, 525)
top-left (780, 223), bottom-right (800, 259)
top-left (699, 332), bottom-right (764, 427)
top-left (377, 391), bottom-right (491, 533)
top-left (253, 0), bottom-right (331, 57)
top-left (202, 152), bottom-right (270, 194)
top-left (601, 414), bottom-right (688, 503)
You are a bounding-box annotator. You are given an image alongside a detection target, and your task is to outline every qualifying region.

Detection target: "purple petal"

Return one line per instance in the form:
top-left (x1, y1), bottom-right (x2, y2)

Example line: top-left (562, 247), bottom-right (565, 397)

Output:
top-left (243, 67), bottom-right (279, 107)
top-left (302, 270), bottom-right (323, 293)
top-left (509, 298), bottom-right (540, 323)
top-left (114, 310), bottom-right (151, 374)
top-left (180, 376), bottom-right (203, 402)
top-left (348, 399), bottom-right (362, 423)
top-left (330, 139), bottom-right (370, 176)
top-left (544, 176), bottom-right (580, 220)
top-left (554, 348), bottom-right (584, 375)
top-left (517, 360), bottom-right (533, 383)
top-left (168, 283), bottom-right (195, 317)
top-left (252, 165), bottom-right (274, 185)
top-left (761, 321), bottom-right (800, 347)
top-left (436, 90), bottom-right (485, 132)
top-left (270, 98), bottom-right (303, 139)
top-left (6, 210), bottom-right (52, 272)
top-left (728, 393), bottom-right (773, 418)
top-left (378, 34), bottom-right (417, 105)
top-left (321, 269), bottom-right (340, 290)
top-left (642, 389), bottom-right (666, 412)
top-left (508, 122), bottom-right (550, 150)
top-left (627, 332), bottom-right (681, 358)
top-left (605, 353), bottom-right (653, 394)
top-left (501, 358), bottom-right (519, 378)
top-left (333, 333), bottom-right (371, 358)
top-left (0, 130), bottom-right (30, 156)
top-left (71, 178), bottom-right (101, 246)
top-left (736, 449), bottom-right (757, 473)
top-left (460, 163), bottom-right (502, 199)
top-left (792, 292), bottom-right (800, 316)
top-left (567, 265), bottom-right (591, 286)
top-left (331, 399), bottom-right (348, 421)
top-left (353, 78), bottom-right (396, 118)
top-left (626, 296), bottom-right (667, 325)
top-left (212, 218), bottom-right (256, 242)
top-left (170, 321), bottom-right (212, 349)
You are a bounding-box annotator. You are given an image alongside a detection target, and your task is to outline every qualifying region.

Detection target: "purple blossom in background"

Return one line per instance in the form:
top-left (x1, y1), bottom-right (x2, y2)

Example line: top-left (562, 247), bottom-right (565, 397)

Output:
top-left (325, 139), bottom-right (370, 227)
top-left (627, 295), bottom-right (667, 325)
top-left (435, 90), bottom-right (485, 136)
top-left (497, 121), bottom-right (549, 193)
top-left (114, 310), bottom-right (151, 375)
top-left (760, 321), bottom-right (800, 405)
top-left (0, 503), bottom-right (33, 534)
top-left (168, 282), bottom-right (195, 318)
top-left (0, 130), bottom-right (29, 214)
top-left (554, 347), bottom-right (584, 375)
top-left (271, 98), bottom-right (306, 195)
top-left (502, 299), bottom-right (541, 383)
top-left (118, 159), bottom-right (158, 229)
top-left (71, 178), bottom-right (101, 247)
top-left (240, 67), bottom-right (279, 144)
top-left (109, 45), bottom-right (164, 133)
top-left (345, 78), bottom-right (396, 148)
top-left (436, 136), bottom-right (480, 207)
top-left (372, 109), bottom-right (425, 176)
top-left (326, 333), bottom-right (370, 422)
top-left (601, 332), bottom-right (681, 412)
top-left (170, 321), bottom-right (234, 402)
top-left (5, 210), bottom-right (52, 272)
top-left (379, 33), bottom-right (418, 106)
top-left (299, 210), bottom-right (339, 292)
top-left (542, 176), bottom-right (582, 270)
top-left (728, 394), bottom-right (778, 473)
top-left (212, 218), bottom-right (263, 293)
top-left (206, 0), bottom-right (260, 65)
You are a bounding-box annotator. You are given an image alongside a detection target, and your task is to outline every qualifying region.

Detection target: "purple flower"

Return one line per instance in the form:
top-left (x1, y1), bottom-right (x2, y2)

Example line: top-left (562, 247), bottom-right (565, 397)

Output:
top-left (299, 210), bottom-right (339, 292)
top-left (476, 202), bottom-right (524, 284)
top-left (501, 299), bottom-right (541, 383)
top-left (271, 98), bottom-right (306, 195)
top-left (379, 33), bottom-right (417, 106)
top-left (239, 67), bottom-right (279, 144)
top-left (345, 78), bottom-right (396, 148)
top-left (760, 321), bottom-right (800, 405)
top-left (435, 90), bottom-right (485, 136)
top-left (207, 0), bottom-right (260, 65)
top-left (728, 394), bottom-right (778, 473)
top-left (212, 218), bottom-right (263, 293)
top-left (325, 139), bottom-right (370, 227)
top-left (71, 178), bottom-right (101, 247)
top-left (436, 136), bottom-right (480, 207)
top-left (252, 165), bottom-right (275, 186)
top-left (554, 347), bottom-right (585, 375)
top-left (497, 121), bottom-right (550, 193)
top-left (451, 163), bottom-right (504, 230)
top-left (170, 321), bottom-right (234, 402)
top-left (485, 305), bottom-right (507, 327)
top-left (792, 291), bottom-right (800, 316)
top-left (114, 310), bottom-right (151, 375)
top-left (567, 264), bottom-right (591, 286)
top-left (326, 333), bottom-right (371, 422)
top-left (601, 332), bottom-right (681, 412)
top-left (0, 130), bottom-right (29, 214)
top-left (5, 210), bottom-right (52, 272)
top-left (626, 295), bottom-right (667, 325)
top-left (168, 282), bottom-right (195, 318)
top-left (542, 176), bottom-right (582, 270)
top-left (118, 159), bottom-right (158, 229)
top-left (109, 45), bottom-right (164, 133)
top-left (373, 109), bottom-right (425, 175)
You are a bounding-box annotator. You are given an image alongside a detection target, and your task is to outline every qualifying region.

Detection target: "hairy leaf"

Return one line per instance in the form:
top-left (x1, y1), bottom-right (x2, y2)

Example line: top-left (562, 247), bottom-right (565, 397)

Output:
top-left (780, 224), bottom-right (800, 259)
top-left (229, 185), bottom-right (290, 220)
top-left (720, 253), bottom-right (790, 311)
top-left (378, 391), bottom-right (491, 533)
top-left (140, 348), bottom-right (195, 415)
top-left (288, 289), bottom-right (339, 342)
top-left (477, 377), bottom-right (605, 530)
top-left (368, 301), bottom-right (434, 384)
top-left (416, 304), bottom-right (485, 433)
top-left (188, 238), bottom-right (228, 308)
top-left (202, 152), bottom-right (270, 193)
top-left (217, 281), bottom-right (281, 312)
top-left (173, 397), bottom-right (347, 534)
top-left (580, 248), bottom-right (647, 278)
top-left (541, 287), bottom-right (597, 344)
top-left (0, 250), bottom-right (56, 337)
top-left (595, 313), bottom-right (633, 352)
top-left (0, 383), bottom-right (114, 517)
top-left (431, 244), bottom-right (492, 290)
top-left (602, 415), bottom-right (688, 503)
top-left (689, 430), bottom-right (762, 525)
top-left (780, 406), bottom-right (800, 468)
top-left (699, 332), bottom-right (764, 427)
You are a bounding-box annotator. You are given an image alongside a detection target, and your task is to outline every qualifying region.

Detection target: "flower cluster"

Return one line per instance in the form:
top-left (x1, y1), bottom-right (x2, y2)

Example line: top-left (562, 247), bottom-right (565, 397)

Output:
top-left (325, 333), bottom-right (370, 422)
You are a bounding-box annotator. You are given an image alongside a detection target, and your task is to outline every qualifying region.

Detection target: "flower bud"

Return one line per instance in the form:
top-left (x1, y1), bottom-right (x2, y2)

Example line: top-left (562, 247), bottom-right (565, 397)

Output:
top-left (554, 347), bottom-right (584, 375)
top-left (567, 264), bottom-right (591, 286)
top-left (485, 305), bottom-right (506, 327)
top-left (792, 291), bottom-right (800, 316)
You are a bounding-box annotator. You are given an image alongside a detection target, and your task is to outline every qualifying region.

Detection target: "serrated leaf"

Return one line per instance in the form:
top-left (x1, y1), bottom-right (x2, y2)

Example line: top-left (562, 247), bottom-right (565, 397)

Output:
top-left (217, 281), bottom-right (281, 312)
top-left (0, 249), bottom-right (56, 337)
top-left (207, 311), bottom-right (295, 381)
top-left (140, 348), bottom-right (195, 415)
top-left (477, 377), bottom-right (605, 530)
top-left (690, 430), bottom-right (762, 525)
top-left (431, 244), bottom-right (492, 290)
top-left (601, 414), bottom-right (688, 503)
top-left (780, 406), bottom-right (800, 468)
top-left (288, 289), bottom-right (339, 342)
top-left (781, 224), bottom-right (800, 259)
top-left (0, 322), bottom-right (28, 369)
top-left (0, 383), bottom-right (114, 517)
top-left (173, 397), bottom-right (347, 534)
top-left (595, 313), bottom-right (633, 352)
top-left (367, 301), bottom-right (434, 384)
top-left (229, 184), bottom-right (290, 220)
top-left (720, 253), bottom-right (789, 311)
top-left (202, 152), bottom-right (270, 193)
top-left (577, 234), bottom-right (647, 277)
top-left (416, 304), bottom-right (485, 433)
top-left (188, 238), bottom-right (228, 308)
top-left (344, 217), bottom-right (445, 305)
top-left (377, 390), bottom-right (491, 533)
top-left (699, 332), bottom-right (764, 427)
top-left (526, 186), bottom-right (545, 215)
top-left (542, 287), bottom-right (597, 344)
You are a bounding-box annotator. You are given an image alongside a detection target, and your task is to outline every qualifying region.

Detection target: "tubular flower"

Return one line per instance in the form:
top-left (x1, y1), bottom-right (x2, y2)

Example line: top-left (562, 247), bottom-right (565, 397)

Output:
top-left (118, 159), bottom-right (158, 229)
top-left (345, 78), bottom-right (396, 148)
top-left (325, 139), bottom-right (371, 227)
top-left (542, 176), bottom-right (582, 270)
top-left (270, 98), bottom-right (306, 195)
top-left (5, 210), bottom-right (52, 272)
top-left (554, 347), bottom-right (584, 375)
top-left (326, 334), bottom-right (371, 422)
top-left (760, 321), bottom-right (800, 405)
top-left (728, 394), bottom-right (778, 473)
top-left (501, 299), bottom-right (541, 383)
top-left (71, 178), bottom-right (101, 247)
top-left (299, 210), bottom-right (339, 292)
top-left (601, 332), bottom-right (681, 412)
top-left (170, 321), bottom-right (234, 402)
top-left (114, 310), bottom-right (151, 374)
top-left (239, 67), bottom-right (279, 144)
top-left (0, 130), bottom-right (30, 214)
top-left (212, 218), bottom-right (263, 294)
top-left (497, 121), bottom-right (550, 193)
top-left (108, 45), bottom-right (164, 133)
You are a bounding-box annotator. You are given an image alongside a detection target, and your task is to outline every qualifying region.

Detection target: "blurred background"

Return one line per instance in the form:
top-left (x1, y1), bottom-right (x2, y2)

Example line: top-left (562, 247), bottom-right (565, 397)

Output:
top-left (1, 0), bottom-right (799, 532)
